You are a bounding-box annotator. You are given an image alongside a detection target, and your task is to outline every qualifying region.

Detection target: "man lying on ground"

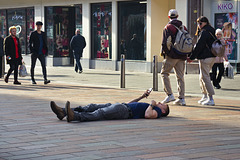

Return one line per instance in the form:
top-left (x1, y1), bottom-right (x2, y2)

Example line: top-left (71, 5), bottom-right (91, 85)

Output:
top-left (50, 90), bottom-right (170, 122)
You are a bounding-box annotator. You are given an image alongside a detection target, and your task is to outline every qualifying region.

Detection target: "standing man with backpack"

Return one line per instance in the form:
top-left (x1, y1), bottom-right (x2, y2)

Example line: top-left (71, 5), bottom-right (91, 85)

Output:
top-left (160, 9), bottom-right (190, 106)
top-left (29, 21), bottom-right (50, 85)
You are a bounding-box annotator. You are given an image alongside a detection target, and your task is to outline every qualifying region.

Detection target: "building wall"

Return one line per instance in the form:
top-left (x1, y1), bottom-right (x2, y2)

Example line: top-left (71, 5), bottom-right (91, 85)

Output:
top-left (0, 0), bottom-right (177, 72)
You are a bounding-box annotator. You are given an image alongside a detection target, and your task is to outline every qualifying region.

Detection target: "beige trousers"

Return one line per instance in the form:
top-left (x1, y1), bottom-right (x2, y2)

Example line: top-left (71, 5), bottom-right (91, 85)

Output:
top-left (161, 56), bottom-right (185, 99)
top-left (199, 57), bottom-right (216, 96)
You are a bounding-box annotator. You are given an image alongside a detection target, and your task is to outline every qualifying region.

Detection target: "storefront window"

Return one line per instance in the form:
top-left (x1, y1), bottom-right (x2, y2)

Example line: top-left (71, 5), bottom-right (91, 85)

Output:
top-left (75, 5), bottom-right (82, 34)
top-left (118, 1), bottom-right (146, 60)
top-left (0, 10), bottom-right (7, 38)
top-left (7, 9), bottom-right (27, 54)
top-left (91, 3), bottom-right (112, 59)
top-left (27, 8), bottom-right (35, 54)
top-left (45, 7), bottom-right (75, 57)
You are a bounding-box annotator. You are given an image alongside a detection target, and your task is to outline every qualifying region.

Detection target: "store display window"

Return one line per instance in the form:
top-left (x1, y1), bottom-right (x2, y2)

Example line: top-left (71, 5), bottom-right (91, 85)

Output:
top-left (91, 3), bottom-right (112, 59)
top-left (7, 9), bottom-right (27, 54)
top-left (118, 1), bottom-right (146, 60)
top-left (75, 5), bottom-right (83, 34)
top-left (0, 10), bottom-right (7, 38)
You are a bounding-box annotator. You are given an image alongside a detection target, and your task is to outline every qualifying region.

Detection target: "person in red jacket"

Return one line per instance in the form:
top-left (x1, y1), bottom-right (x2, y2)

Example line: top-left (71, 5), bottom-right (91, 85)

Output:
top-left (4, 26), bottom-right (23, 85)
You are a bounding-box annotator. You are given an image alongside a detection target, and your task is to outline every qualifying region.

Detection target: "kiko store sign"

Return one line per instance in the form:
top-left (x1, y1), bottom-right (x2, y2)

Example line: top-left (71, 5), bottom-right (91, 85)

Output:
top-left (213, 1), bottom-right (237, 13)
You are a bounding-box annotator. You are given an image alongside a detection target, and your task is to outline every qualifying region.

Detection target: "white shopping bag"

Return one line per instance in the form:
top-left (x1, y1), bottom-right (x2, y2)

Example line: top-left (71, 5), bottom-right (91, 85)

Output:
top-left (19, 62), bottom-right (28, 77)
top-left (224, 61), bottom-right (234, 79)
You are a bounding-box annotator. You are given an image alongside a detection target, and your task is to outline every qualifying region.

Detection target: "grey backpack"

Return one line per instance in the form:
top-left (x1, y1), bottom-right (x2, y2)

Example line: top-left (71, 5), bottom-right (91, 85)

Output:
top-left (208, 32), bottom-right (226, 57)
top-left (172, 25), bottom-right (193, 55)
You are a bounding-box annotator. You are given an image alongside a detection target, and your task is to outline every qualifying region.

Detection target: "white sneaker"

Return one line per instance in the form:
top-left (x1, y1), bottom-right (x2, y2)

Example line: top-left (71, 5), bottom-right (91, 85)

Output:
top-left (202, 99), bottom-right (215, 106)
top-left (161, 94), bottom-right (175, 104)
top-left (198, 98), bottom-right (207, 104)
top-left (173, 99), bottom-right (186, 106)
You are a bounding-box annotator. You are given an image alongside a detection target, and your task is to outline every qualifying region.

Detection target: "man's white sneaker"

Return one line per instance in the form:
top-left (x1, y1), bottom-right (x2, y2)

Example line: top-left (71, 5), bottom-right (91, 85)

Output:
top-left (161, 94), bottom-right (175, 104)
top-left (202, 99), bottom-right (215, 106)
top-left (173, 99), bottom-right (186, 106)
top-left (198, 98), bottom-right (208, 104)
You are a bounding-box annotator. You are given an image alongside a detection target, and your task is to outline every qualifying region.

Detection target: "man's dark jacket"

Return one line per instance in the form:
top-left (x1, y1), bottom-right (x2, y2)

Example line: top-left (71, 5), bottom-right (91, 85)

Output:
top-left (70, 34), bottom-right (86, 57)
top-left (0, 37), bottom-right (4, 57)
top-left (190, 25), bottom-right (216, 60)
top-left (29, 31), bottom-right (48, 56)
top-left (161, 19), bottom-right (187, 60)
top-left (4, 35), bottom-right (22, 64)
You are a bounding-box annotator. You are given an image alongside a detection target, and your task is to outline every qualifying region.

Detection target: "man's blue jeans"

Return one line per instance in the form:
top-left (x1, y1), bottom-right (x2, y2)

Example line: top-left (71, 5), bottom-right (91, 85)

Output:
top-left (73, 103), bottom-right (130, 122)
top-left (74, 53), bottom-right (82, 72)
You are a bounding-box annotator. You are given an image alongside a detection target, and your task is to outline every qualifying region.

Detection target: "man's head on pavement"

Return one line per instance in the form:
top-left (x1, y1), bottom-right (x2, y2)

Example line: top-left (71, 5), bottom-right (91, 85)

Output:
top-left (75, 29), bottom-right (80, 35)
top-left (156, 102), bottom-right (170, 117)
top-left (168, 9), bottom-right (178, 20)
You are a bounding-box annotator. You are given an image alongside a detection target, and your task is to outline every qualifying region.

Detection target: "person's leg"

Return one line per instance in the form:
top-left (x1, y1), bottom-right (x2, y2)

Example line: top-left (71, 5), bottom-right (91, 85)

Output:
top-left (71, 103), bottom-right (130, 122)
top-left (31, 54), bottom-right (38, 82)
top-left (161, 56), bottom-right (177, 96)
top-left (13, 61), bottom-right (20, 82)
top-left (212, 63), bottom-right (218, 87)
top-left (217, 63), bottom-right (224, 84)
top-left (74, 53), bottom-right (82, 72)
top-left (200, 58), bottom-right (216, 105)
top-left (199, 60), bottom-right (208, 95)
top-left (173, 60), bottom-right (185, 99)
top-left (38, 54), bottom-right (47, 80)
top-left (5, 63), bottom-right (14, 81)
top-left (74, 103), bottom-right (112, 112)
top-left (0, 56), bottom-right (2, 78)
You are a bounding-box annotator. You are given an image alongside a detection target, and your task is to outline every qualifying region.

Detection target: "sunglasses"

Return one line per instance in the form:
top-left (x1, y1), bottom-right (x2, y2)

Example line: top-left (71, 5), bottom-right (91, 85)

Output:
top-left (198, 22), bottom-right (202, 25)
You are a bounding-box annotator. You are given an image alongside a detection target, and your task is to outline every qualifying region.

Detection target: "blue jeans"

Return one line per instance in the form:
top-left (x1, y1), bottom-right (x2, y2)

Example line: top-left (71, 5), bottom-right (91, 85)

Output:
top-left (74, 53), bottom-right (82, 72)
top-left (73, 103), bottom-right (130, 122)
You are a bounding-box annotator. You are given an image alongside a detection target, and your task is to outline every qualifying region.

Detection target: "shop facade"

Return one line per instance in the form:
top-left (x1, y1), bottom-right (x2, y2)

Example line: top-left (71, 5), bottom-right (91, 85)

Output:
top-left (176, 0), bottom-right (240, 72)
top-left (0, 0), bottom-right (175, 72)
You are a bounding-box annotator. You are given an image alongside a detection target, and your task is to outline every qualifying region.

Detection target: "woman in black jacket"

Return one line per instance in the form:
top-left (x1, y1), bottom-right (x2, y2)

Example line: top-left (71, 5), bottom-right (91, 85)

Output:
top-left (188, 16), bottom-right (216, 106)
top-left (4, 26), bottom-right (23, 85)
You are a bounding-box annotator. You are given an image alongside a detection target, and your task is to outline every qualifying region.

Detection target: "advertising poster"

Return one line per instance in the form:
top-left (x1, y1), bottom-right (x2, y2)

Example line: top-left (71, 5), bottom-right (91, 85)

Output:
top-left (215, 13), bottom-right (238, 60)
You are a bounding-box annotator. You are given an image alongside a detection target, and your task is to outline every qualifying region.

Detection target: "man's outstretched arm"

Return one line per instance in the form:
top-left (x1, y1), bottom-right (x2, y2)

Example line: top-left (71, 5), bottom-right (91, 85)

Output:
top-left (128, 90), bottom-right (150, 103)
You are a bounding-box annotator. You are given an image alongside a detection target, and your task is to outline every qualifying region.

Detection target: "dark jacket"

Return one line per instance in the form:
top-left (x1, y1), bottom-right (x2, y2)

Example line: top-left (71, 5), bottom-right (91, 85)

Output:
top-left (0, 37), bottom-right (3, 57)
top-left (29, 31), bottom-right (48, 56)
top-left (4, 35), bottom-right (22, 64)
top-left (161, 19), bottom-right (188, 60)
top-left (70, 34), bottom-right (86, 57)
top-left (190, 25), bottom-right (216, 60)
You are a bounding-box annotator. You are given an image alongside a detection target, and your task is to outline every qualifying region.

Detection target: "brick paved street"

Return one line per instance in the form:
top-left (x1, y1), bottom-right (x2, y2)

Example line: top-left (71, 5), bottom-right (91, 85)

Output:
top-left (0, 66), bottom-right (240, 160)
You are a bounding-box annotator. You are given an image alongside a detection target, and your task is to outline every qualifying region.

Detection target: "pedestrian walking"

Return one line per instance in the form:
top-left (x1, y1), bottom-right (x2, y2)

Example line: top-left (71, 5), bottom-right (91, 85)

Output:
top-left (188, 16), bottom-right (216, 106)
top-left (211, 29), bottom-right (228, 89)
top-left (29, 21), bottom-right (50, 85)
top-left (0, 36), bottom-right (4, 78)
top-left (50, 90), bottom-right (169, 122)
top-left (160, 9), bottom-right (188, 106)
top-left (70, 29), bottom-right (86, 74)
top-left (4, 26), bottom-right (23, 85)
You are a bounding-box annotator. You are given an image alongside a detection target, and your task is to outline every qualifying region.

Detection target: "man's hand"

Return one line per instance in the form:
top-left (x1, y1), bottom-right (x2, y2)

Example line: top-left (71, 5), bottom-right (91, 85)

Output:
top-left (151, 100), bottom-right (157, 106)
top-left (142, 90), bottom-right (151, 98)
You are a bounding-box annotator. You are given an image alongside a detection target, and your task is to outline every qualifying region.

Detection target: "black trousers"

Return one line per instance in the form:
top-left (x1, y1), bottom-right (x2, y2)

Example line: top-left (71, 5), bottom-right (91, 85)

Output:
top-left (0, 56), bottom-right (2, 78)
top-left (31, 54), bottom-right (47, 81)
top-left (7, 60), bottom-right (20, 81)
top-left (212, 63), bottom-right (224, 87)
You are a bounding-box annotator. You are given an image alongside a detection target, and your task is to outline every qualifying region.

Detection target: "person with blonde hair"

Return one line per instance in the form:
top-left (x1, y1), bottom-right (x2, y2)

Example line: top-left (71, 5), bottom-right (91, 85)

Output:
top-left (4, 26), bottom-right (23, 85)
top-left (211, 28), bottom-right (228, 89)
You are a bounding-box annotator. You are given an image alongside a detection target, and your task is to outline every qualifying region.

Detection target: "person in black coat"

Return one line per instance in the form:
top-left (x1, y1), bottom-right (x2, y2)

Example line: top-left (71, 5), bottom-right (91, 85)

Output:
top-left (29, 21), bottom-right (50, 84)
top-left (70, 29), bottom-right (86, 73)
top-left (4, 26), bottom-right (23, 85)
top-left (0, 36), bottom-right (4, 78)
top-left (188, 16), bottom-right (216, 106)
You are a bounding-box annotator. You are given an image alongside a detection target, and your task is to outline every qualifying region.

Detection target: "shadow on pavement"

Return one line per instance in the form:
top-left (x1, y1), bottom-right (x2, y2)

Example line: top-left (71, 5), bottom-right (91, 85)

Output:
top-left (185, 105), bottom-right (240, 112)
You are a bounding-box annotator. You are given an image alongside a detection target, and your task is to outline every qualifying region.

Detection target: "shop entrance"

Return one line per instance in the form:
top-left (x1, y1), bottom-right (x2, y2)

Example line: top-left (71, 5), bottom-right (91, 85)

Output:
top-left (45, 6), bottom-right (75, 65)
